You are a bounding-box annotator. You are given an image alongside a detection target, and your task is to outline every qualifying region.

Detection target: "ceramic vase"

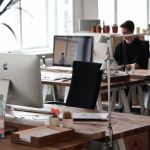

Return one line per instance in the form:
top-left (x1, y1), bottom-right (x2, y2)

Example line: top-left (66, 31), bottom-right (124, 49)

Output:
top-left (62, 119), bottom-right (73, 128)
top-left (112, 25), bottom-right (118, 33)
top-left (49, 116), bottom-right (60, 126)
top-left (90, 26), bottom-right (96, 32)
top-left (104, 25), bottom-right (110, 33)
top-left (96, 26), bottom-right (101, 33)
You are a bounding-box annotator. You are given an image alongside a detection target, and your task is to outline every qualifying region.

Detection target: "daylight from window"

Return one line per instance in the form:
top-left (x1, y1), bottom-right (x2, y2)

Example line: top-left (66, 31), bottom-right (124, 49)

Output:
top-left (0, 0), bottom-right (73, 53)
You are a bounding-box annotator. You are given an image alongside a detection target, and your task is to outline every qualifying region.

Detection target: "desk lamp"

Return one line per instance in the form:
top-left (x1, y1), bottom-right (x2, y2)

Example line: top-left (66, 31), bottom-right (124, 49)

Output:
top-left (97, 35), bottom-right (118, 150)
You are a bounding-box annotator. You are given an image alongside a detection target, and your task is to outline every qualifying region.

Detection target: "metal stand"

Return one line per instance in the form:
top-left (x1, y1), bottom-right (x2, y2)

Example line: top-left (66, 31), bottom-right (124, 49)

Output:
top-left (99, 36), bottom-right (118, 150)
top-left (0, 79), bottom-right (10, 103)
top-left (0, 80), bottom-right (17, 118)
top-left (106, 50), bottom-right (113, 150)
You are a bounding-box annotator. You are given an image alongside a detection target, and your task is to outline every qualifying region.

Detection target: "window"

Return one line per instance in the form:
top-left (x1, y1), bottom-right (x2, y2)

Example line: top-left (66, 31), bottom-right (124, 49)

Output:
top-left (98, 0), bottom-right (149, 33)
top-left (48, 0), bottom-right (73, 52)
top-left (21, 0), bottom-right (48, 49)
top-left (98, 0), bottom-right (115, 28)
top-left (0, 2), bottom-right (20, 52)
top-left (65, 0), bottom-right (69, 4)
top-left (118, 0), bottom-right (147, 31)
top-left (0, 0), bottom-right (73, 53)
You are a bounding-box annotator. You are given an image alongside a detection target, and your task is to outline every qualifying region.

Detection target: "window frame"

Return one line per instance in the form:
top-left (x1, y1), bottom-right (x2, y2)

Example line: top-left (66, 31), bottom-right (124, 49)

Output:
top-left (0, 0), bottom-right (74, 55)
top-left (98, 0), bottom-right (150, 33)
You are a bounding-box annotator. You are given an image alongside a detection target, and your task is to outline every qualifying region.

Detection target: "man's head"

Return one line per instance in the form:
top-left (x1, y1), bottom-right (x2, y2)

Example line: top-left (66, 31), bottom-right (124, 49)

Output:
top-left (120, 20), bottom-right (135, 42)
top-left (120, 20), bottom-right (134, 34)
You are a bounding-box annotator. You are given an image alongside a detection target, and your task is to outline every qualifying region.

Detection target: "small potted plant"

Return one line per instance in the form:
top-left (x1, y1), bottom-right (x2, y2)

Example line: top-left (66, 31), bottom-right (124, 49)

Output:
top-left (90, 23), bottom-right (96, 32)
top-left (96, 24), bottom-right (101, 33)
top-left (104, 25), bottom-right (110, 33)
top-left (49, 107), bottom-right (60, 126)
top-left (62, 111), bottom-right (73, 128)
top-left (0, 0), bottom-right (31, 39)
top-left (112, 24), bottom-right (118, 33)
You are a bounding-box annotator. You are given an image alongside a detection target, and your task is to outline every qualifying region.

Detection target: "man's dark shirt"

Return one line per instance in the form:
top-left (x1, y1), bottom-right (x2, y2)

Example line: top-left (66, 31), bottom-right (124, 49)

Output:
top-left (114, 38), bottom-right (148, 69)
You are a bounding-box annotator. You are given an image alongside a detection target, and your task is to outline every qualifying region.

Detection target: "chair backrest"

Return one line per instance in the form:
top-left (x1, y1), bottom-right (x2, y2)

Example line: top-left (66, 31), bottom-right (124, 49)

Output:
top-left (141, 40), bottom-right (149, 69)
top-left (66, 61), bottom-right (102, 109)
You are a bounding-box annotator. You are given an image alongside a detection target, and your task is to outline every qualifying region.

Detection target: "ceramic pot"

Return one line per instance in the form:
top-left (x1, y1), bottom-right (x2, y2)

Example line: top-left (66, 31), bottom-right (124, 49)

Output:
top-left (49, 116), bottom-right (60, 126)
top-left (90, 26), bottom-right (96, 32)
top-left (62, 119), bottom-right (73, 128)
top-left (96, 26), bottom-right (101, 33)
top-left (112, 25), bottom-right (118, 33)
top-left (104, 25), bottom-right (110, 33)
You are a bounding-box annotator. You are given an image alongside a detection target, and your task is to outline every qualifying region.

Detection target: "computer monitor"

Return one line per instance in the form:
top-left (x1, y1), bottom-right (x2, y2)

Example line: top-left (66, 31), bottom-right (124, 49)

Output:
top-left (53, 35), bottom-right (94, 67)
top-left (0, 53), bottom-right (43, 108)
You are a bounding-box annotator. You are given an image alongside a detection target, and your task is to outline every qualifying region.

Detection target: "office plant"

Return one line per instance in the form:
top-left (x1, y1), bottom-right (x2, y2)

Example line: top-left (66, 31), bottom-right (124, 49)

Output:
top-left (62, 111), bottom-right (73, 128)
top-left (0, 0), bottom-right (21, 39)
top-left (90, 23), bottom-right (96, 32)
top-left (96, 24), bottom-right (101, 33)
top-left (0, 0), bottom-right (31, 40)
top-left (49, 107), bottom-right (60, 126)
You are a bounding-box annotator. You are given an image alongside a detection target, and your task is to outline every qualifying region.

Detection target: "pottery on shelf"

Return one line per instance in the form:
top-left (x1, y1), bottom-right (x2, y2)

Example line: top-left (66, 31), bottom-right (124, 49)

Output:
top-left (112, 24), bottom-right (118, 33)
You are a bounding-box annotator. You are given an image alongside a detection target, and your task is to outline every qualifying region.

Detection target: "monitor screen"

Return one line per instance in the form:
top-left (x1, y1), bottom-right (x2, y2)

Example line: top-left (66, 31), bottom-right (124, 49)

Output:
top-left (53, 35), bottom-right (94, 67)
top-left (0, 53), bottom-right (43, 108)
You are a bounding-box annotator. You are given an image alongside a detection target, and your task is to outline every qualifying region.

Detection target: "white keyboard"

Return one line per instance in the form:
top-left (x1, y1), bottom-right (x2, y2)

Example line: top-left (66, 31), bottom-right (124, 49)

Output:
top-left (11, 104), bottom-right (51, 114)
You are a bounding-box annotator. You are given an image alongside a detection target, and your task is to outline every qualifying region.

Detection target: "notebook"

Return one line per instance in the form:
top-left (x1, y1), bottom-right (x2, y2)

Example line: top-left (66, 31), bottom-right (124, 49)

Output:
top-left (72, 112), bottom-right (108, 121)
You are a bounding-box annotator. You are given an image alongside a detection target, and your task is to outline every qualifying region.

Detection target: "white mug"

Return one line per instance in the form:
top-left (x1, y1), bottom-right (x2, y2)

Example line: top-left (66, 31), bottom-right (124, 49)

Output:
top-left (131, 64), bottom-right (135, 74)
top-left (136, 27), bottom-right (140, 34)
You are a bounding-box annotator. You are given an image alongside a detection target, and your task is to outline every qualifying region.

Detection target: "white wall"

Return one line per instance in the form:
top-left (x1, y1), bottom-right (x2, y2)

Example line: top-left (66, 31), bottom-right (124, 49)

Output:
top-left (83, 0), bottom-right (98, 19)
top-left (73, 0), bottom-right (98, 32)
top-left (73, 0), bottom-right (83, 33)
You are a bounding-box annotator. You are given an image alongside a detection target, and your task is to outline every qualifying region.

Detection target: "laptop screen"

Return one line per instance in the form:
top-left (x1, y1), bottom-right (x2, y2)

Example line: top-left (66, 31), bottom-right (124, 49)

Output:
top-left (53, 35), bottom-right (94, 67)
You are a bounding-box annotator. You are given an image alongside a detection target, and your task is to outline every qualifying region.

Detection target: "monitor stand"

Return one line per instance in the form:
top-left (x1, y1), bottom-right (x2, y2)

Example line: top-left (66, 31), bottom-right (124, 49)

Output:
top-left (0, 79), bottom-right (10, 103)
top-left (0, 80), bottom-right (17, 118)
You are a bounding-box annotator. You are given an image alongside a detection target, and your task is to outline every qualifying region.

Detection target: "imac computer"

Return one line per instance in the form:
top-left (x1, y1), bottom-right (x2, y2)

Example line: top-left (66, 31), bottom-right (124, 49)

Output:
top-left (0, 53), bottom-right (43, 108)
top-left (53, 35), bottom-right (94, 67)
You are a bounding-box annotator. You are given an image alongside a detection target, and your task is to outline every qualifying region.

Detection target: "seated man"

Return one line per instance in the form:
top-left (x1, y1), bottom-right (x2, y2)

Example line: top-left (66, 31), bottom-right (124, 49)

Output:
top-left (114, 20), bottom-right (149, 70)
top-left (114, 20), bottom-right (149, 113)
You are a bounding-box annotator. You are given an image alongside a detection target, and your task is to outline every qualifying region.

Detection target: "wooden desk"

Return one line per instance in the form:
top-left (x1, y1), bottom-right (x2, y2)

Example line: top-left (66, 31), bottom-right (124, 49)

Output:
top-left (130, 69), bottom-right (150, 80)
top-left (41, 69), bottom-right (146, 88)
top-left (41, 69), bottom-right (145, 113)
top-left (41, 69), bottom-right (150, 86)
top-left (3, 104), bottom-right (150, 150)
top-left (130, 69), bottom-right (150, 115)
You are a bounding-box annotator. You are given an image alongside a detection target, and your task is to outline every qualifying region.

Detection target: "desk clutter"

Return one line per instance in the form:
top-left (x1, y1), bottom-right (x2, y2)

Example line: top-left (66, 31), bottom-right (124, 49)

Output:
top-left (101, 69), bottom-right (150, 83)
top-left (4, 103), bottom-right (150, 150)
top-left (41, 66), bottom-right (72, 73)
top-left (6, 107), bottom-right (108, 147)
top-left (41, 70), bottom-right (72, 82)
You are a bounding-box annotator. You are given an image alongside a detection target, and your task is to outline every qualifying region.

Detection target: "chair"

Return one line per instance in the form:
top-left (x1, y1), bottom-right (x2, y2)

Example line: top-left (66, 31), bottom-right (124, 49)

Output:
top-left (66, 61), bottom-right (102, 109)
top-left (45, 61), bottom-right (102, 109)
top-left (141, 40), bottom-right (149, 69)
top-left (142, 41), bottom-right (150, 115)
